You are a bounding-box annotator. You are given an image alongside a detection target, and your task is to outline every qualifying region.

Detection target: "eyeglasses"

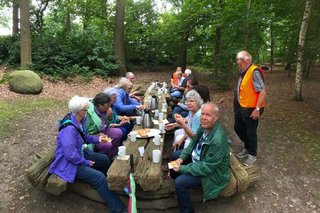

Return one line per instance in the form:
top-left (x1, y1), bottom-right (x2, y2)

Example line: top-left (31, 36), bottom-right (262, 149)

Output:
top-left (186, 99), bottom-right (196, 103)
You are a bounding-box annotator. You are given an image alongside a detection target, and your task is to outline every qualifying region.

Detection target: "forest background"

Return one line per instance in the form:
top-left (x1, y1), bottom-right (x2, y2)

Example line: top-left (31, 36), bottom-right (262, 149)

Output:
top-left (0, 1), bottom-right (320, 212)
top-left (0, 0), bottom-right (319, 91)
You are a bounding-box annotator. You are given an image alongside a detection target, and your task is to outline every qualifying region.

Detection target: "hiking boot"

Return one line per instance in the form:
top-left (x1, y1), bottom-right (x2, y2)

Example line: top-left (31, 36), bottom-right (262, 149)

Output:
top-left (236, 149), bottom-right (249, 159)
top-left (244, 154), bottom-right (257, 166)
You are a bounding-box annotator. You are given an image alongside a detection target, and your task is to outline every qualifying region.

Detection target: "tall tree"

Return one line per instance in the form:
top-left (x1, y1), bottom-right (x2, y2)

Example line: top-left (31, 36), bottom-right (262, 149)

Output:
top-left (294, 0), bottom-right (312, 101)
top-left (12, 0), bottom-right (19, 34)
top-left (20, 0), bottom-right (32, 69)
top-left (114, 0), bottom-right (127, 74)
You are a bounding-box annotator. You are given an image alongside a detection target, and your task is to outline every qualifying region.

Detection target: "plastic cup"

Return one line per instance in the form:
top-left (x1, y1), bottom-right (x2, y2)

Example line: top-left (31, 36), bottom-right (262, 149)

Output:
top-left (152, 150), bottom-right (161, 163)
top-left (138, 146), bottom-right (145, 157)
top-left (159, 112), bottom-right (164, 121)
top-left (136, 116), bottom-right (142, 125)
top-left (118, 146), bottom-right (126, 159)
top-left (154, 134), bottom-right (161, 145)
top-left (159, 122), bottom-right (165, 132)
top-left (184, 139), bottom-right (191, 148)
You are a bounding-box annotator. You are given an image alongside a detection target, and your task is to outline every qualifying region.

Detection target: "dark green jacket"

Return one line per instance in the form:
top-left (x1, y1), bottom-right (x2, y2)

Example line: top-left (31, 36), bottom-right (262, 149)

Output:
top-left (179, 121), bottom-right (230, 201)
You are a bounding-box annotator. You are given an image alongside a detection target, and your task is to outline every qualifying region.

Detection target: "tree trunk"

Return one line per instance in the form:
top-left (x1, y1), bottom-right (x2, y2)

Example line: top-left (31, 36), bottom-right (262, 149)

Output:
top-left (178, 34), bottom-right (188, 72)
top-left (214, 26), bottom-right (222, 77)
top-left (114, 0), bottom-right (127, 75)
top-left (244, 0), bottom-right (252, 48)
top-left (65, 12), bottom-right (71, 34)
top-left (20, 0), bottom-right (32, 69)
top-left (12, 0), bottom-right (19, 34)
top-left (270, 20), bottom-right (274, 73)
top-left (294, 0), bottom-right (312, 101)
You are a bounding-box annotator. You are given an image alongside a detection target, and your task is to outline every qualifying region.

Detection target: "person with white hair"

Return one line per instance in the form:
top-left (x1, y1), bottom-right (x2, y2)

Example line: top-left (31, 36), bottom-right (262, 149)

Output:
top-left (234, 50), bottom-right (267, 166)
top-left (114, 77), bottom-right (145, 116)
top-left (166, 90), bottom-right (203, 159)
top-left (49, 96), bottom-right (126, 213)
top-left (125, 72), bottom-right (143, 102)
top-left (170, 102), bottom-right (230, 213)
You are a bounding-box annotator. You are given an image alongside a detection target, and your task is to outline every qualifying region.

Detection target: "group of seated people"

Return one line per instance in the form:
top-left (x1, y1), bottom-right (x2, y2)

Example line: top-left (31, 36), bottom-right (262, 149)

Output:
top-left (49, 69), bottom-right (229, 213)
top-left (49, 72), bottom-right (145, 213)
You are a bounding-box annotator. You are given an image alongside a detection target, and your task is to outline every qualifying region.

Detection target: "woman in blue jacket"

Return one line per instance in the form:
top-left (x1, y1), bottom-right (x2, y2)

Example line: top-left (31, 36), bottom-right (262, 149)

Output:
top-left (114, 77), bottom-right (145, 116)
top-left (49, 96), bottom-right (126, 213)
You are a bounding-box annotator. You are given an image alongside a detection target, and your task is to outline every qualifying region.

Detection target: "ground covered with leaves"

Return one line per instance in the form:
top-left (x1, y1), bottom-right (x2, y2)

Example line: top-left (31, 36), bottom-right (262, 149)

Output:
top-left (0, 67), bottom-right (319, 213)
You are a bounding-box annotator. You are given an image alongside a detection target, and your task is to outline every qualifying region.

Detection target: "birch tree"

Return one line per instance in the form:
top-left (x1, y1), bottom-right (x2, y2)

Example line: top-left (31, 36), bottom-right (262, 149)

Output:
top-left (294, 0), bottom-right (312, 101)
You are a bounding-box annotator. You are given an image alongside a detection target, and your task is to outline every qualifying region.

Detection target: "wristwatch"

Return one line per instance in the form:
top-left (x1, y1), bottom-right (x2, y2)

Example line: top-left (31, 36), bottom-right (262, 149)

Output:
top-left (255, 107), bottom-right (260, 111)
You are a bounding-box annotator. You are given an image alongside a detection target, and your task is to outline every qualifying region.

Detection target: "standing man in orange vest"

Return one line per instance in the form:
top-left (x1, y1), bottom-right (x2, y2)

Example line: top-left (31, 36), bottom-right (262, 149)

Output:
top-left (234, 50), bottom-right (267, 166)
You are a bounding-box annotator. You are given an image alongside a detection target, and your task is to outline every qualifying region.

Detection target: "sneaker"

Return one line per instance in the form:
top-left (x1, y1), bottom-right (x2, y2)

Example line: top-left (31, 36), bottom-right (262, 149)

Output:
top-left (236, 149), bottom-right (249, 159)
top-left (244, 154), bottom-right (257, 166)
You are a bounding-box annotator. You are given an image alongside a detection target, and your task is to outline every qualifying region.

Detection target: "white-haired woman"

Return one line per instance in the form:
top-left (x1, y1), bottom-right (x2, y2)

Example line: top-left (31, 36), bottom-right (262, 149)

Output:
top-left (166, 90), bottom-right (203, 159)
top-left (114, 77), bottom-right (145, 116)
top-left (49, 96), bottom-right (126, 213)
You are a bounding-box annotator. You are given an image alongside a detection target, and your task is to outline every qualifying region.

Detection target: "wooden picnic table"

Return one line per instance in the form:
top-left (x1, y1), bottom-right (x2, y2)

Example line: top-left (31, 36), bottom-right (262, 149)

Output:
top-left (107, 87), bottom-right (169, 191)
top-left (26, 83), bottom-right (261, 210)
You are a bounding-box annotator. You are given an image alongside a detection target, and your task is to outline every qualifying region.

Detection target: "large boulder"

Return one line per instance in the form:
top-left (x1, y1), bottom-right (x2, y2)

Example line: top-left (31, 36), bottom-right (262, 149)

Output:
top-left (9, 70), bottom-right (43, 94)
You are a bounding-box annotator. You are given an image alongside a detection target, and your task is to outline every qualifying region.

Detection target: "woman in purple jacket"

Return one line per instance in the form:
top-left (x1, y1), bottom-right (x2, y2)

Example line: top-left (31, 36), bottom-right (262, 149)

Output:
top-left (49, 96), bottom-right (126, 213)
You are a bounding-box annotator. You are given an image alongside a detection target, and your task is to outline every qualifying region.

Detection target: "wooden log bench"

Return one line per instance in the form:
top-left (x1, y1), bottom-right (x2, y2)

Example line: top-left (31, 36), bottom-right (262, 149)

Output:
top-left (27, 147), bottom-right (260, 209)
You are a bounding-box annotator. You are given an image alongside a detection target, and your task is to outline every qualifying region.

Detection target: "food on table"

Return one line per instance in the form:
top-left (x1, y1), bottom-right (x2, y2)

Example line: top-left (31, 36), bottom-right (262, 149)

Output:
top-left (136, 128), bottom-right (150, 137)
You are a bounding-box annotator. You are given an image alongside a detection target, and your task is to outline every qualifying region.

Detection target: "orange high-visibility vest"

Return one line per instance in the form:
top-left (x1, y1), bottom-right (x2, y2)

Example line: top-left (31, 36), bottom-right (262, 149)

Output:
top-left (239, 64), bottom-right (265, 108)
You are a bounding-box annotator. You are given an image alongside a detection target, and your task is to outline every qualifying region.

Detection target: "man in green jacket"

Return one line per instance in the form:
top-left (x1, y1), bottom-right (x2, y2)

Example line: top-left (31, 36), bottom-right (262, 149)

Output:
top-left (171, 102), bottom-right (230, 213)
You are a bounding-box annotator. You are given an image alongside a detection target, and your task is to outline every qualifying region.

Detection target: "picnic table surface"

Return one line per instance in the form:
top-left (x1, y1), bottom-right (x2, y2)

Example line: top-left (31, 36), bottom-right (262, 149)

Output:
top-left (107, 87), bottom-right (169, 191)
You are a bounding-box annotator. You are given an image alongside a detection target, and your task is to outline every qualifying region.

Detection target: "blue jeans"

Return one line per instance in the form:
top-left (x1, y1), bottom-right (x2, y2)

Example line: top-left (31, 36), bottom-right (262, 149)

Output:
top-left (76, 151), bottom-right (125, 213)
top-left (170, 105), bottom-right (189, 123)
top-left (175, 174), bottom-right (202, 213)
top-left (170, 89), bottom-right (183, 99)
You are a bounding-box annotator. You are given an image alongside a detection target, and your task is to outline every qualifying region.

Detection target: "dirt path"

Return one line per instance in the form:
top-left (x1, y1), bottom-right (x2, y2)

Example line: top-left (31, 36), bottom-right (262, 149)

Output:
top-left (0, 68), bottom-right (319, 212)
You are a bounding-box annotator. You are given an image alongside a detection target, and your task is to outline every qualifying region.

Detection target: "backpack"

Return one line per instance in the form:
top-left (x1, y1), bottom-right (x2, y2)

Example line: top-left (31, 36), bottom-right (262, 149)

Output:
top-left (58, 114), bottom-right (86, 142)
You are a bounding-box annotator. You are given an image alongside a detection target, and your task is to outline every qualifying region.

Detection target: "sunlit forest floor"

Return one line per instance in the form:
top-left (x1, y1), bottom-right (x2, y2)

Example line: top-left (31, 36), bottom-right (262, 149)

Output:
top-left (0, 66), bottom-right (319, 212)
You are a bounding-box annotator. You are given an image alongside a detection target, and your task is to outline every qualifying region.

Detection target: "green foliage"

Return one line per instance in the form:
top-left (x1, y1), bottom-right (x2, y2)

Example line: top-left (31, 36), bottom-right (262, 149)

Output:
top-left (30, 25), bottom-right (118, 79)
top-left (0, 35), bottom-right (20, 65)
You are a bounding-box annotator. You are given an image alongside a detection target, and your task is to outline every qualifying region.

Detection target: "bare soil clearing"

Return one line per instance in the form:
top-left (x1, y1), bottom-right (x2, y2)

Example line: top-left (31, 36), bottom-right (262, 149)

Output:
top-left (0, 68), bottom-right (319, 212)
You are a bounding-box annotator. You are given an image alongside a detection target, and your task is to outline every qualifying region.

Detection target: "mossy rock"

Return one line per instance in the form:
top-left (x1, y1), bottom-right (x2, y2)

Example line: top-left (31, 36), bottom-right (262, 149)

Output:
top-left (9, 70), bottom-right (43, 94)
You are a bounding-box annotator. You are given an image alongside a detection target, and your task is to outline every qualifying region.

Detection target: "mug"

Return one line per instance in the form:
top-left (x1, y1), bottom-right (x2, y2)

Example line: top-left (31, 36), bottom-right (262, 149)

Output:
top-left (128, 131), bottom-right (137, 142)
top-left (118, 146), bottom-right (126, 159)
top-left (154, 134), bottom-right (161, 146)
top-left (152, 149), bottom-right (161, 163)
top-left (136, 116), bottom-right (142, 125)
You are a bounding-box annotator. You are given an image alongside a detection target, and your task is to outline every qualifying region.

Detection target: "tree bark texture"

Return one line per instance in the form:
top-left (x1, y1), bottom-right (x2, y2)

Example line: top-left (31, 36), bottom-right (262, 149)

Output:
top-left (178, 34), bottom-right (188, 71)
top-left (214, 26), bottom-right (221, 77)
top-left (270, 21), bottom-right (274, 72)
top-left (12, 0), bottom-right (19, 34)
top-left (294, 0), bottom-right (312, 101)
top-left (114, 0), bottom-right (127, 75)
top-left (244, 0), bottom-right (252, 48)
top-left (20, 0), bottom-right (32, 69)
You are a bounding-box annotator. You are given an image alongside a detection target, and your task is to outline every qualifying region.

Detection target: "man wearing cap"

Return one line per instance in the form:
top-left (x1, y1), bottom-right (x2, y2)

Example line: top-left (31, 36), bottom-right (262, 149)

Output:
top-left (234, 50), bottom-right (267, 166)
